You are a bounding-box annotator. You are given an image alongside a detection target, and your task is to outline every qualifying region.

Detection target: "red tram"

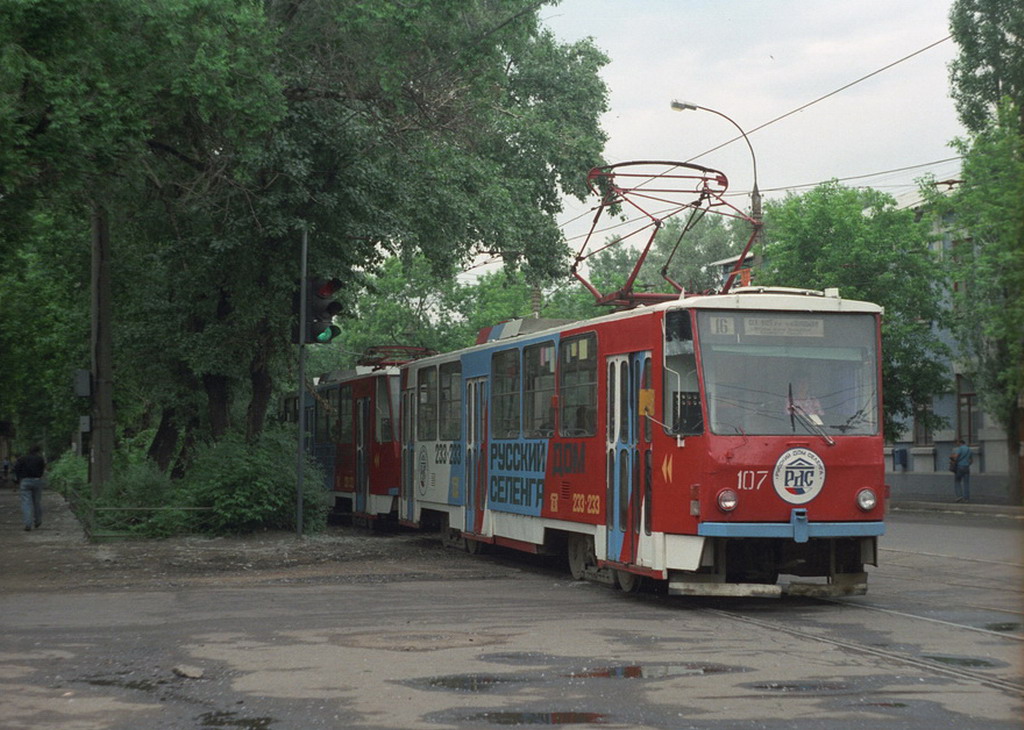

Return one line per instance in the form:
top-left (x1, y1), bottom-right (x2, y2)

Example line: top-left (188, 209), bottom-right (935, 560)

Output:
top-left (398, 289), bottom-right (884, 597)
top-left (296, 347), bottom-right (429, 521)
top-left (299, 162), bottom-right (886, 597)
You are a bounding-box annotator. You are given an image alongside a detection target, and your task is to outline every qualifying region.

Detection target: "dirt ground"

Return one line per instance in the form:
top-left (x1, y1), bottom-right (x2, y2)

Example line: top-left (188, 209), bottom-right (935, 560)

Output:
top-left (0, 485), bottom-right (500, 594)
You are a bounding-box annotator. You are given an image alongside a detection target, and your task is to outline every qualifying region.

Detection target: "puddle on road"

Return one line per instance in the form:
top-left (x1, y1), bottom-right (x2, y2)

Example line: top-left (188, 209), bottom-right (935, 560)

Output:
top-left (414, 674), bottom-right (535, 692)
top-left (436, 710), bottom-right (610, 726)
top-left (564, 663), bottom-right (737, 679)
top-left (198, 711), bottom-right (275, 729)
top-left (983, 622), bottom-right (1021, 633)
top-left (479, 652), bottom-right (563, 666)
top-left (923, 655), bottom-right (999, 668)
top-left (414, 662), bottom-right (743, 694)
top-left (750, 680), bottom-right (849, 693)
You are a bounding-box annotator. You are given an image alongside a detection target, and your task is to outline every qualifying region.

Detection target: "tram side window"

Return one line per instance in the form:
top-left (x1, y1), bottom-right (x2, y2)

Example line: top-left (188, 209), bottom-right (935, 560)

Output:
top-left (417, 367), bottom-right (438, 441)
top-left (439, 361), bottom-right (462, 441)
top-left (338, 386), bottom-right (353, 443)
top-left (374, 377), bottom-right (394, 442)
top-left (315, 387), bottom-right (337, 443)
top-left (664, 311), bottom-right (703, 435)
top-left (560, 333), bottom-right (597, 437)
top-left (492, 349), bottom-right (521, 439)
top-left (524, 342), bottom-right (556, 437)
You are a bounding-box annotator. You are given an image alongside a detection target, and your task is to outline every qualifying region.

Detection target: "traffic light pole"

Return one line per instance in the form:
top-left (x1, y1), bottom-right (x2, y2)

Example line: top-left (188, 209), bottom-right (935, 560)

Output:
top-left (90, 204), bottom-right (115, 498)
top-left (295, 229), bottom-right (309, 536)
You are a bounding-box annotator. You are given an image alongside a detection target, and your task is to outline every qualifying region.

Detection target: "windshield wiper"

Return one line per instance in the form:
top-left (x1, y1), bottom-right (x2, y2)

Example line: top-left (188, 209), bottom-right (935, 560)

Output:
top-left (788, 383), bottom-right (835, 446)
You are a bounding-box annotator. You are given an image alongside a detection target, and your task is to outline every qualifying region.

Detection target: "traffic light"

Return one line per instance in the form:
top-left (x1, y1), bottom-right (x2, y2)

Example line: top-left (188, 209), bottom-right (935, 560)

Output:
top-left (305, 277), bottom-right (342, 344)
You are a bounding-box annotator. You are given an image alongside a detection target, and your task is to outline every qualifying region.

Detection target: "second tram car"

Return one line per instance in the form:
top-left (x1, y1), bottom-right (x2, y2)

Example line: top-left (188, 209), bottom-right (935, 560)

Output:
top-left (300, 347), bottom-right (429, 521)
top-left (394, 287), bottom-right (884, 597)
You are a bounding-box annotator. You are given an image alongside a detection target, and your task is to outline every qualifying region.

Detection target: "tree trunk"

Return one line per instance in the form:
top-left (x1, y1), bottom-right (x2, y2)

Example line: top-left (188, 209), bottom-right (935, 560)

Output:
top-left (246, 356), bottom-right (273, 442)
top-left (90, 203), bottom-right (115, 497)
top-left (147, 408), bottom-right (179, 472)
top-left (170, 415), bottom-right (199, 480)
top-left (204, 373), bottom-right (231, 438)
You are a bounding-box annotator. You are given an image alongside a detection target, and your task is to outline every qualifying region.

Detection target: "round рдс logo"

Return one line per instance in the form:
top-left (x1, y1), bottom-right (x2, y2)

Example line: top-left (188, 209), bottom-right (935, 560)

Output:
top-left (772, 448), bottom-right (826, 505)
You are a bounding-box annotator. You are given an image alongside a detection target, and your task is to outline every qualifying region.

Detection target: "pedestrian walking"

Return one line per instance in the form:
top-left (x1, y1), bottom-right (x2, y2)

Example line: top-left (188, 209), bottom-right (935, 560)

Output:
top-left (950, 439), bottom-right (973, 503)
top-left (14, 445), bottom-right (46, 531)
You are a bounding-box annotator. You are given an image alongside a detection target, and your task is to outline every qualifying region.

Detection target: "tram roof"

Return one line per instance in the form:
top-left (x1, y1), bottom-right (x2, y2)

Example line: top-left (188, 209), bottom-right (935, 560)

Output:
top-left (405, 287), bottom-right (882, 367)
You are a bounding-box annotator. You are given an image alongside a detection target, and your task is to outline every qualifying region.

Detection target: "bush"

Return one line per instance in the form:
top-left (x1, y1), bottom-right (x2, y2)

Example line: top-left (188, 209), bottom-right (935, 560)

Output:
top-left (179, 426), bottom-right (329, 535)
top-left (47, 450), bottom-right (88, 501)
top-left (93, 460), bottom-right (186, 537)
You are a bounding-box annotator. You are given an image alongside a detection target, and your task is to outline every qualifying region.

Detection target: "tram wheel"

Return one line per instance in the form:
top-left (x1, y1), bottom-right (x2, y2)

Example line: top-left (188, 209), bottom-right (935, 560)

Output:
top-left (567, 534), bottom-right (595, 580)
top-left (615, 569), bottom-right (643, 593)
top-left (465, 537), bottom-right (487, 555)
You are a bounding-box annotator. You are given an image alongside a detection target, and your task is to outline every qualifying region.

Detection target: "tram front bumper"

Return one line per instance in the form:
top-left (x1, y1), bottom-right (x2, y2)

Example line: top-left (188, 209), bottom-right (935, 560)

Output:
top-left (697, 509), bottom-right (885, 544)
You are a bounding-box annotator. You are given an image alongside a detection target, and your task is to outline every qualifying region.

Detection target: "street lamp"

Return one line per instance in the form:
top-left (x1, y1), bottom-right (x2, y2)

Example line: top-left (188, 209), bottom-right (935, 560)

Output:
top-left (670, 100), bottom-right (761, 222)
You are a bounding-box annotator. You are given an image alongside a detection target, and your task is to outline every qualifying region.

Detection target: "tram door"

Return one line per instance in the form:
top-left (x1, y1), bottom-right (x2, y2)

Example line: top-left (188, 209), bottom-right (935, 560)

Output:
top-left (355, 397), bottom-right (371, 515)
top-left (606, 352), bottom-right (652, 565)
top-left (400, 387), bottom-right (415, 523)
top-left (465, 377), bottom-right (489, 535)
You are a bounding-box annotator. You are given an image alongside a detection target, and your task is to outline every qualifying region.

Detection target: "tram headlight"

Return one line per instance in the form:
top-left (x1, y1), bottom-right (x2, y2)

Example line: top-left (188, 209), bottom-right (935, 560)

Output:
top-left (716, 488), bottom-right (739, 513)
top-left (856, 488), bottom-right (878, 512)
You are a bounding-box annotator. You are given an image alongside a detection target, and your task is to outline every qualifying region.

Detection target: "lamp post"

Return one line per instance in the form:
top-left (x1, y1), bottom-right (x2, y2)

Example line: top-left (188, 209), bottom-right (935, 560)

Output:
top-left (670, 100), bottom-right (761, 224)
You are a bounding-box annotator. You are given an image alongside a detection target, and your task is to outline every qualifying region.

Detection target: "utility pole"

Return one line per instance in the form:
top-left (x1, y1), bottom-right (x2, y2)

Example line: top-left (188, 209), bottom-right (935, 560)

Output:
top-left (294, 228), bottom-right (309, 536)
top-left (90, 204), bottom-right (115, 497)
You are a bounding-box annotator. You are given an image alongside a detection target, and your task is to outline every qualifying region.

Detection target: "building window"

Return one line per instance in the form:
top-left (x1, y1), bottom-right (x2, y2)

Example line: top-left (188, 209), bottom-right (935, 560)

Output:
top-left (956, 375), bottom-right (979, 446)
top-left (912, 404), bottom-right (933, 446)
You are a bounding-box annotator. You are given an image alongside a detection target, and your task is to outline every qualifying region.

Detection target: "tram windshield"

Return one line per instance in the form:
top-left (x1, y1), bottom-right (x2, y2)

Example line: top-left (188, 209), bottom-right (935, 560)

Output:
top-left (679, 310), bottom-right (879, 437)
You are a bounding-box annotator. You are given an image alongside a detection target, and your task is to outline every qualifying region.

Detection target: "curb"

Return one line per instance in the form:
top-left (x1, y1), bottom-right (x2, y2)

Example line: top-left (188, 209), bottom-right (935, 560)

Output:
top-left (889, 500), bottom-right (1024, 518)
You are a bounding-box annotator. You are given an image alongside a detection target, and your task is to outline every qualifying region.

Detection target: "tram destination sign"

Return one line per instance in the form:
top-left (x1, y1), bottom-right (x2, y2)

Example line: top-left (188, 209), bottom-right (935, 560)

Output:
top-left (744, 317), bottom-right (824, 338)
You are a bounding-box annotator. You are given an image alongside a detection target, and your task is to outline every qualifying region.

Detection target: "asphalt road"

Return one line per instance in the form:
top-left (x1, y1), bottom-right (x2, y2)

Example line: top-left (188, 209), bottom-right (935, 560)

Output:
top-left (1, 489), bottom-right (1021, 729)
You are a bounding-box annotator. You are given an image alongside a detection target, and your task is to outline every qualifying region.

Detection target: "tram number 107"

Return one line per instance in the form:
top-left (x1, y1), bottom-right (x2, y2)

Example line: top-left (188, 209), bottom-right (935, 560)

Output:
top-left (737, 470), bottom-right (769, 491)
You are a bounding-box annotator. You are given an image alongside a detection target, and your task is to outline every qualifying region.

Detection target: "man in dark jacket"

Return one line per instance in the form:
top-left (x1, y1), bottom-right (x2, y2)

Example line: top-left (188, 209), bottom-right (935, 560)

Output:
top-left (14, 445), bottom-right (46, 531)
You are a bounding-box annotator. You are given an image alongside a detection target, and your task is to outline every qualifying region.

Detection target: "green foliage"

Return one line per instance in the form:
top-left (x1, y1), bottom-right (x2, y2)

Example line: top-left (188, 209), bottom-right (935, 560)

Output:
top-left (177, 426), bottom-right (328, 535)
top-left (584, 215), bottom-right (749, 296)
top-left (759, 182), bottom-right (950, 441)
top-left (927, 100), bottom-right (1024, 434)
top-left (948, 0), bottom-right (1024, 134)
top-left (92, 460), bottom-right (184, 537)
top-left (46, 450), bottom-right (88, 499)
top-left (1, 0), bottom-right (610, 519)
top-left (0, 207), bottom-right (91, 448)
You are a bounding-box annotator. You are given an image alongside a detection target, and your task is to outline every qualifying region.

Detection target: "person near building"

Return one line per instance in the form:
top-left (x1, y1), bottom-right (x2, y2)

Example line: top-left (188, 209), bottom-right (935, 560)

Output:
top-left (950, 439), bottom-right (973, 504)
top-left (14, 445), bottom-right (46, 531)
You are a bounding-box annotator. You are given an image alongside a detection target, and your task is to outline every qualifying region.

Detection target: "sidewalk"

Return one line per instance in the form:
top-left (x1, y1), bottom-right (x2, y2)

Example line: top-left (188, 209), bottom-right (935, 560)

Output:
top-left (889, 499), bottom-right (1024, 519)
top-left (1, 481), bottom-right (1019, 561)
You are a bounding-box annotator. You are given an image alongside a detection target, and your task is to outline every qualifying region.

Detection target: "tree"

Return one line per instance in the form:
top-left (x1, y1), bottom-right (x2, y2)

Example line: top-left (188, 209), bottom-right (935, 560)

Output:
top-left (946, 0), bottom-right (1024, 499)
top-left (926, 102), bottom-right (1024, 499)
top-left (758, 183), bottom-right (949, 443)
top-left (1, 0), bottom-right (610, 478)
top-left (948, 0), bottom-right (1024, 134)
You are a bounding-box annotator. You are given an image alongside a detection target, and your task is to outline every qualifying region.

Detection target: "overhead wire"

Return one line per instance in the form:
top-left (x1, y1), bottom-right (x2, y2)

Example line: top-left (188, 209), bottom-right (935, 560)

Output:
top-left (684, 35), bottom-right (954, 165)
top-left (559, 35), bottom-right (959, 244)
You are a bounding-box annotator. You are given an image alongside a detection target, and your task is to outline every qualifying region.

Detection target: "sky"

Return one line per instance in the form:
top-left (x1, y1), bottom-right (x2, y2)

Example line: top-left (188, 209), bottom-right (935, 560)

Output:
top-left (539, 0), bottom-right (966, 248)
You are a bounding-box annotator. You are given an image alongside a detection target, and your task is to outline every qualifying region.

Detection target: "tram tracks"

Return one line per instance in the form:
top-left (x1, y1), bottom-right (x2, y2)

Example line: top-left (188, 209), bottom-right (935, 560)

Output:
top-left (703, 606), bottom-right (1024, 697)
